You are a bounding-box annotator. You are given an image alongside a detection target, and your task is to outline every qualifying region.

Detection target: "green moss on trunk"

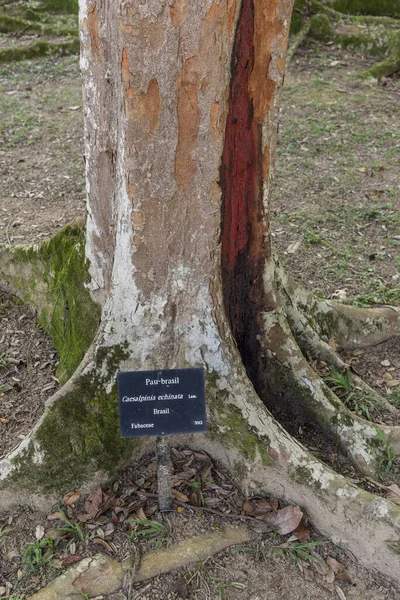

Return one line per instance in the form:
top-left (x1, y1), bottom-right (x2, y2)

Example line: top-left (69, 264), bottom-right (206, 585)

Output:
top-left (9, 345), bottom-right (138, 493)
top-left (12, 225), bottom-right (101, 383)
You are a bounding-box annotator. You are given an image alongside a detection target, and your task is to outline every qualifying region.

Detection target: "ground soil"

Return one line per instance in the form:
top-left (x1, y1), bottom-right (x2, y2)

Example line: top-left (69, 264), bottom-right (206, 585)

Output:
top-left (0, 37), bottom-right (400, 600)
top-left (1, 449), bottom-right (399, 600)
top-left (0, 292), bottom-right (59, 458)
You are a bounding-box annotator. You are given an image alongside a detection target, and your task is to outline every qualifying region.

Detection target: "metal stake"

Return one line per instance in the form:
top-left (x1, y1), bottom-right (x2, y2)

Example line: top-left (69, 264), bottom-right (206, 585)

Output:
top-left (156, 436), bottom-right (173, 511)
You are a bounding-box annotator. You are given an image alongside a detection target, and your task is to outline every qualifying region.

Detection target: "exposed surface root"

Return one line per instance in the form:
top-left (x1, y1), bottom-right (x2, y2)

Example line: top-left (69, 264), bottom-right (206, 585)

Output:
top-left (0, 38), bottom-right (79, 62)
top-left (327, 303), bottom-right (400, 350)
top-left (289, 0), bottom-right (400, 77)
top-left (0, 14), bottom-right (76, 36)
top-left (287, 19), bottom-right (312, 64)
top-left (258, 307), bottom-right (399, 476)
top-left (278, 271), bottom-right (400, 351)
top-left (283, 298), bottom-right (400, 419)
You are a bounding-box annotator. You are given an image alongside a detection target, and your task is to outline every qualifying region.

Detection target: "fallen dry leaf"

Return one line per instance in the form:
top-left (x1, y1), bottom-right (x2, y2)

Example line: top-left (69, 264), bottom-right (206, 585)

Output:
top-left (325, 566), bottom-right (335, 584)
top-left (172, 489), bottom-right (189, 502)
top-left (63, 555), bottom-right (83, 566)
top-left (242, 499), bottom-right (255, 515)
top-left (386, 484), bottom-right (400, 505)
top-left (328, 338), bottom-right (338, 352)
top-left (47, 511), bottom-right (67, 522)
top-left (311, 552), bottom-right (329, 576)
top-left (335, 585), bottom-right (347, 600)
top-left (291, 522), bottom-right (311, 542)
top-left (136, 507), bottom-right (147, 521)
top-left (335, 570), bottom-right (352, 584)
top-left (77, 513), bottom-right (92, 523)
top-left (387, 379), bottom-right (400, 388)
top-left (92, 538), bottom-right (113, 552)
top-left (85, 487), bottom-right (103, 518)
top-left (248, 519), bottom-right (271, 533)
top-left (286, 239), bottom-right (302, 254)
top-left (352, 349), bottom-right (364, 357)
top-left (193, 450), bottom-right (213, 466)
top-left (0, 418), bottom-right (9, 424)
top-left (326, 556), bottom-right (345, 573)
top-left (262, 505), bottom-right (303, 535)
top-left (64, 491), bottom-right (81, 506)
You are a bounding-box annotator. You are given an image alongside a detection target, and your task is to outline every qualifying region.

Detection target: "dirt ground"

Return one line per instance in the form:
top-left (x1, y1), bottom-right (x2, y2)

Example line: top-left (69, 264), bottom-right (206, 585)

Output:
top-left (1, 449), bottom-right (399, 600)
top-left (0, 40), bottom-right (400, 600)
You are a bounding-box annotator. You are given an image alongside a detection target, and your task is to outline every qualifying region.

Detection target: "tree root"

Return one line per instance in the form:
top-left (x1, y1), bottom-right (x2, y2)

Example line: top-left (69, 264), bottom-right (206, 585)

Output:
top-left (277, 270), bottom-right (400, 351)
top-left (289, 1), bottom-right (400, 77)
top-left (363, 49), bottom-right (400, 78)
top-left (0, 38), bottom-right (79, 62)
top-left (0, 252), bottom-right (399, 582)
top-left (322, 0), bottom-right (400, 18)
top-left (288, 318), bottom-right (399, 419)
top-left (0, 15), bottom-right (76, 36)
top-left (256, 307), bottom-right (400, 476)
top-left (287, 18), bottom-right (312, 64)
top-left (0, 323), bottom-right (399, 582)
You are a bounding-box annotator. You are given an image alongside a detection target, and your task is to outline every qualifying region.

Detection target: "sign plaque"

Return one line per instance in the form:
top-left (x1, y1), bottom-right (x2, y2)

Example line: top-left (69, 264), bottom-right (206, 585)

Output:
top-left (117, 368), bottom-right (206, 438)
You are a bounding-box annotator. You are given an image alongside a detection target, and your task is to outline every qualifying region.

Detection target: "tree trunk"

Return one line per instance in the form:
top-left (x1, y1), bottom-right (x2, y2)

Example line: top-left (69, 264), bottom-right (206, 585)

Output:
top-left (0, 0), bottom-right (400, 583)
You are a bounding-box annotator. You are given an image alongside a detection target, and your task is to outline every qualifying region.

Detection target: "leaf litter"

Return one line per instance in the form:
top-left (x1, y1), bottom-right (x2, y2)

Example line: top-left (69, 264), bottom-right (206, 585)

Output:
top-left (1, 446), bottom-right (392, 600)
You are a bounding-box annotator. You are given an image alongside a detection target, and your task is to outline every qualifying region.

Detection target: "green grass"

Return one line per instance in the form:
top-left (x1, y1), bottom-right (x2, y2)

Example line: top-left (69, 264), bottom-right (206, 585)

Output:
top-left (324, 368), bottom-right (377, 420)
top-left (129, 518), bottom-right (172, 549)
top-left (346, 282), bottom-right (400, 307)
top-left (21, 537), bottom-right (58, 572)
top-left (0, 383), bottom-right (12, 394)
top-left (0, 524), bottom-right (13, 537)
top-left (376, 428), bottom-right (394, 476)
top-left (391, 389), bottom-right (400, 408)
top-left (270, 541), bottom-right (326, 563)
top-left (54, 510), bottom-right (87, 542)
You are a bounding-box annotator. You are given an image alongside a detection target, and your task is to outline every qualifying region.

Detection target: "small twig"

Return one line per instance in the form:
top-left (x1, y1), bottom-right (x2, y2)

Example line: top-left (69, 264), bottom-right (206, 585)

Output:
top-left (5, 218), bottom-right (13, 247)
top-left (137, 491), bottom-right (258, 524)
top-left (14, 23), bottom-right (34, 39)
top-left (132, 583), bottom-right (152, 599)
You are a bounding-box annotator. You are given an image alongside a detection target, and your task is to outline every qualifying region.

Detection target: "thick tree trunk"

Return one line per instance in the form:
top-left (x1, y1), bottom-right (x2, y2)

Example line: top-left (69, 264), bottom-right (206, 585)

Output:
top-left (0, 0), bottom-right (399, 584)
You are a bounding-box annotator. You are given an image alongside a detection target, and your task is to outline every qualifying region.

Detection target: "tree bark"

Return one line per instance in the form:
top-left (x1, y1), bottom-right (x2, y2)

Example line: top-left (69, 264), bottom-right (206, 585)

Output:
top-left (0, 0), bottom-right (399, 584)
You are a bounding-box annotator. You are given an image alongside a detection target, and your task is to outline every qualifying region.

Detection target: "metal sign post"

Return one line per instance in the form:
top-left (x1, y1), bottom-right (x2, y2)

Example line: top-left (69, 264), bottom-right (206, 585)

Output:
top-left (118, 368), bottom-right (206, 512)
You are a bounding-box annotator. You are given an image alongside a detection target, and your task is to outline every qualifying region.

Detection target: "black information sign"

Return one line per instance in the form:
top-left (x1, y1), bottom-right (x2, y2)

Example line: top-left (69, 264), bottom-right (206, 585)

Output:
top-left (117, 368), bottom-right (206, 438)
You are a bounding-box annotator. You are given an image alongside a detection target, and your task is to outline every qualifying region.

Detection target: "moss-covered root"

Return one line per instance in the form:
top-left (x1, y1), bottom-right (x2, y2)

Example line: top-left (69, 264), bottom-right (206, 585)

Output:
top-left (287, 18), bottom-right (312, 64)
top-left (322, 0), bottom-right (400, 18)
top-left (0, 15), bottom-right (76, 36)
top-left (0, 38), bottom-right (79, 62)
top-left (0, 225), bottom-right (101, 383)
top-left (203, 388), bottom-right (400, 583)
top-left (0, 343), bottom-right (138, 497)
top-left (278, 272), bottom-right (400, 352)
top-left (362, 48), bottom-right (400, 78)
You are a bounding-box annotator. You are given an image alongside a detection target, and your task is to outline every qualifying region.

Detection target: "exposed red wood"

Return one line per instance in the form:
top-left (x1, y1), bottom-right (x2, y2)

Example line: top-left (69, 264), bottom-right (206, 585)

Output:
top-left (220, 0), bottom-right (267, 349)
